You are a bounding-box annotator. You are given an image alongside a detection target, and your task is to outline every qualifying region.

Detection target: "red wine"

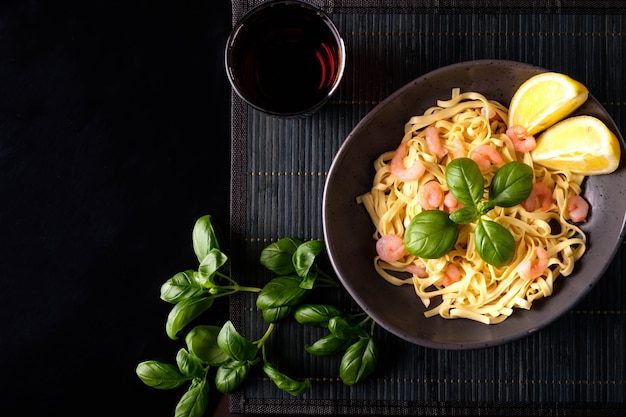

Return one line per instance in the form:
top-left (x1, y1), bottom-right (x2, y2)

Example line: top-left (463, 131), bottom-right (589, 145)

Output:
top-left (226, 1), bottom-right (344, 116)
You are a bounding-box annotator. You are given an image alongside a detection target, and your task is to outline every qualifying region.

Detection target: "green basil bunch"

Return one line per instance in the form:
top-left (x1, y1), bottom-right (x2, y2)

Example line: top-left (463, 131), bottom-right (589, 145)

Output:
top-left (159, 215), bottom-right (262, 340)
top-left (257, 238), bottom-right (337, 322)
top-left (137, 216), bottom-right (379, 417)
top-left (404, 158), bottom-right (533, 267)
top-left (295, 304), bottom-right (378, 385)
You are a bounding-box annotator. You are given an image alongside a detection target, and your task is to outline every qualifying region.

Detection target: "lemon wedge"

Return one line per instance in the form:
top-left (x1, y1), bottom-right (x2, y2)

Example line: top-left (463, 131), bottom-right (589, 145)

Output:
top-left (508, 72), bottom-right (589, 135)
top-left (531, 115), bottom-right (621, 175)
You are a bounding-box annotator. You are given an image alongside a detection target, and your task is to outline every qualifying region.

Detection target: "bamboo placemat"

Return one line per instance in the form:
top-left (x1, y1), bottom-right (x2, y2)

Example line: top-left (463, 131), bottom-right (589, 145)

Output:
top-left (228, 1), bottom-right (626, 414)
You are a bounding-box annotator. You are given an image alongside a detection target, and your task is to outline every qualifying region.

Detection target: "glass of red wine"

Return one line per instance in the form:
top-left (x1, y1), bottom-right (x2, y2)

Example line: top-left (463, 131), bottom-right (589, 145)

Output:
top-left (225, 0), bottom-right (346, 117)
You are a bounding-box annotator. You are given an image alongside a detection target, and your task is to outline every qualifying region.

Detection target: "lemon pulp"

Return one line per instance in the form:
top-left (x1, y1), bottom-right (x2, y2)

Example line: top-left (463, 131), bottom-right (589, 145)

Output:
top-left (508, 72), bottom-right (589, 136)
top-left (531, 115), bottom-right (621, 175)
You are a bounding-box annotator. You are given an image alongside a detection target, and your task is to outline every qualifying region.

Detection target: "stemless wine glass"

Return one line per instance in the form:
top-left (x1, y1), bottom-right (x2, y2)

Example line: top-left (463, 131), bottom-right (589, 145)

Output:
top-left (225, 0), bottom-right (346, 117)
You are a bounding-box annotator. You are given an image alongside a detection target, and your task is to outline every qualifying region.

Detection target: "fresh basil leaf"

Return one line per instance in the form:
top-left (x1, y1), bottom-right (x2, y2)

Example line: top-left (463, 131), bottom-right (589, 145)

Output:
top-left (255, 276), bottom-right (309, 322)
top-left (259, 238), bottom-right (303, 275)
top-left (298, 271), bottom-right (317, 290)
top-left (215, 359), bottom-right (250, 393)
top-left (449, 205), bottom-right (479, 224)
top-left (263, 361), bottom-right (311, 396)
top-left (175, 379), bottom-right (209, 417)
top-left (293, 240), bottom-right (324, 280)
top-left (475, 219), bottom-right (516, 267)
top-left (176, 348), bottom-right (205, 379)
top-left (261, 306), bottom-right (294, 323)
top-left (136, 361), bottom-right (189, 390)
top-left (166, 296), bottom-right (214, 340)
top-left (445, 158), bottom-right (484, 206)
top-left (339, 337), bottom-right (378, 386)
top-left (294, 304), bottom-right (345, 327)
top-left (160, 270), bottom-right (205, 304)
top-left (192, 215), bottom-right (220, 263)
top-left (217, 321), bottom-right (258, 362)
top-left (489, 161), bottom-right (534, 207)
top-left (305, 333), bottom-right (354, 356)
top-left (328, 316), bottom-right (368, 340)
top-left (185, 325), bottom-right (229, 366)
top-left (197, 249), bottom-right (229, 287)
top-left (404, 210), bottom-right (459, 259)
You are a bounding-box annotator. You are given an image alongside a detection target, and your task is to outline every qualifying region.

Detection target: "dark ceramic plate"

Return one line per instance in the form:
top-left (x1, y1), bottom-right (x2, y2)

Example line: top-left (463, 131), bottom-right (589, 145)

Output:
top-left (322, 59), bottom-right (626, 350)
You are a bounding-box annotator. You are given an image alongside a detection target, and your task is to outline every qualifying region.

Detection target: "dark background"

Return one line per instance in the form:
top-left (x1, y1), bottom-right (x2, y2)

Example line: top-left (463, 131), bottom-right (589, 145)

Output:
top-left (0, 0), bottom-right (232, 415)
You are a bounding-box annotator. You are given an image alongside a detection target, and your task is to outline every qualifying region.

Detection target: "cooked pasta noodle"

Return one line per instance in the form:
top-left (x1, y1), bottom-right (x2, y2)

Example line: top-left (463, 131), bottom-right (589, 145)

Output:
top-left (357, 89), bottom-right (587, 324)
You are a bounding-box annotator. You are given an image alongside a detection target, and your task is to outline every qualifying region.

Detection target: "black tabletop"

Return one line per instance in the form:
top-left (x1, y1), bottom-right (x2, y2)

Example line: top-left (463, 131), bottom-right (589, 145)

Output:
top-left (4, 1), bottom-right (626, 417)
top-left (0, 1), bottom-right (232, 415)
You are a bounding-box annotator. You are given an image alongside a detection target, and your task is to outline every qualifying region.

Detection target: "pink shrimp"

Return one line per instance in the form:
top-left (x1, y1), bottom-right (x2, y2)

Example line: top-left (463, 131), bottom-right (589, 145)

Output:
top-left (470, 144), bottom-right (503, 172)
top-left (424, 126), bottom-right (448, 159)
top-left (417, 181), bottom-right (444, 210)
top-left (406, 263), bottom-right (428, 278)
top-left (480, 105), bottom-right (503, 121)
top-left (441, 263), bottom-right (462, 286)
top-left (444, 191), bottom-right (465, 213)
top-left (390, 142), bottom-right (426, 182)
top-left (521, 182), bottom-right (553, 212)
top-left (450, 137), bottom-right (467, 159)
top-left (376, 234), bottom-right (407, 263)
top-left (517, 247), bottom-right (549, 280)
top-left (567, 195), bottom-right (589, 222)
top-left (506, 125), bottom-right (536, 152)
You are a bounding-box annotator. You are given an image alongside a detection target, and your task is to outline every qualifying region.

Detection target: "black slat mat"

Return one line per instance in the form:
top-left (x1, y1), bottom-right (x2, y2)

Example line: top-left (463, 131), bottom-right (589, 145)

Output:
top-left (229, 1), bottom-right (626, 414)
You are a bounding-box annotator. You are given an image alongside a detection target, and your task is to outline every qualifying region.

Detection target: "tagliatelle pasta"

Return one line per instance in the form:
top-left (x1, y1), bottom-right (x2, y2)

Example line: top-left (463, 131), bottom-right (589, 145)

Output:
top-left (357, 89), bottom-right (587, 324)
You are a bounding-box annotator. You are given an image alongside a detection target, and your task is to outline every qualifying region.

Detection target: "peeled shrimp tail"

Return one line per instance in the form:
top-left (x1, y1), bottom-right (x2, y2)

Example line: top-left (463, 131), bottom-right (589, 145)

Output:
top-left (567, 195), bottom-right (589, 222)
top-left (506, 125), bottom-right (536, 152)
top-left (390, 142), bottom-right (426, 182)
top-left (470, 144), bottom-right (503, 172)
top-left (517, 247), bottom-right (548, 280)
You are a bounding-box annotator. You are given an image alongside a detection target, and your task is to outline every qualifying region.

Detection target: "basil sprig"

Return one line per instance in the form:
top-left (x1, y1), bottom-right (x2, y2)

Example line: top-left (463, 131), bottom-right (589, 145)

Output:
top-left (404, 158), bottom-right (533, 267)
top-left (137, 216), bottom-right (379, 417)
top-left (294, 304), bottom-right (378, 385)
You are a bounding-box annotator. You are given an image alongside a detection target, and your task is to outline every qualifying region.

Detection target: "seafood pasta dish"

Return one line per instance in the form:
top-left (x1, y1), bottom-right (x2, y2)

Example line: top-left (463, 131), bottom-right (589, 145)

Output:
top-left (357, 89), bottom-right (590, 324)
